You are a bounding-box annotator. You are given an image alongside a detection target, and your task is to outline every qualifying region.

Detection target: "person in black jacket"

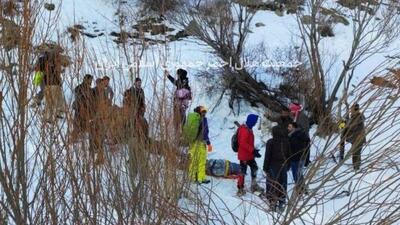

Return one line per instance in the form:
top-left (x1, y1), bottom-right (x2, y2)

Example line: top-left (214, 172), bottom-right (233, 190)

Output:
top-left (288, 122), bottom-right (310, 193)
top-left (263, 126), bottom-right (291, 211)
top-left (123, 78), bottom-right (148, 140)
top-left (166, 68), bottom-right (190, 90)
top-left (123, 78), bottom-right (146, 117)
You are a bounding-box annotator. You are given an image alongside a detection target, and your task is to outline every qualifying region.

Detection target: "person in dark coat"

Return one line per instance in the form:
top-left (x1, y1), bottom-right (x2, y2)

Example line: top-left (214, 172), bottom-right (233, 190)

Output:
top-left (166, 68), bottom-right (190, 90)
top-left (72, 74), bottom-right (94, 137)
top-left (289, 102), bottom-right (311, 167)
top-left (263, 125), bottom-right (291, 211)
top-left (123, 78), bottom-right (146, 117)
top-left (342, 103), bottom-right (366, 171)
top-left (123, 78), bottom-right (148, 140)
top-left (103, 76), bottom-right (114, 105)
top-left (288, 122), bottom-right (310, 193)
top-left (89, 78), bottom-right (108, 165)
top-left (237, 114), bottom-right (263, 196)
top-left (166, 68), bottom-right (192, 128)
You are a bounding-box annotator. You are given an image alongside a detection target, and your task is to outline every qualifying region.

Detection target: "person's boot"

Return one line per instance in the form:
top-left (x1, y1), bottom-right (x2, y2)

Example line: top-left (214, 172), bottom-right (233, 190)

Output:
top-left (277, 201), bottom-right (285, 213)
top-left (237, 188), bottom-right (246, 197)
top-left (251, 179), bottom-right (264, 193)
top-left (201, 179), bottom-right (210, 184)
top-left (237, 175), bottom-right (245, 197)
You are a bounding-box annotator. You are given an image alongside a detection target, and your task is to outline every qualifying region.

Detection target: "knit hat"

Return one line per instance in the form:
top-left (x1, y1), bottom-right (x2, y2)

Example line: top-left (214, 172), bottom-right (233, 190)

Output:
top-left (289, 103), bottom-right (302, 113)
top-left (194, 105), bottom-right (207, 113)
top-left (246, 114), bottom-right (259, 129)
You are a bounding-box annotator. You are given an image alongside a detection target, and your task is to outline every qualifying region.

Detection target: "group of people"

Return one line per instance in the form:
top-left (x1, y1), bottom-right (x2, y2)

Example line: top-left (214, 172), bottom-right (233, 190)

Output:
top-left (234, 105), bottom-right (311, 211)
top-left (235, 103), bottom-right (366, 211)
top-left (32, 50), bottom-right (367, 210)
top-left (33, 50), bottom-right (193, 163)
top-left (184, 100), bottom-right (366, 212)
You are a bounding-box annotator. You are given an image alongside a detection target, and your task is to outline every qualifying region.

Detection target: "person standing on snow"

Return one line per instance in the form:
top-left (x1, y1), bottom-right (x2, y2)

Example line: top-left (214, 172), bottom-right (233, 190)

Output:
top-left (165, 68), bottom-right (192, 127)
top-left (103, 76), bottom-right (114, 105)
top-left (341, 103), bottom-right (366, 171)
top-left (186, 106), bottom-right (213, 184)
top-left (288, 102), bottom-right (311, 166)
top-left (123, 77), bottom-right (148, 140)
top-left (72, 74), bottom-right (94, 139)
top-left (123, 77), bottom-right (146, 118)
top-left (42, 50), bottom-right (67, 123)
top-left (288, 122), bottom-right (310, 194)
top-left (31, 52), bottom-right (48, 107)
top-left (263, 125), bottom-right (291, 211)
top-left (88, 78), bottom-right (109, 165)
top-left (236, 114), bottom-right (264, 197)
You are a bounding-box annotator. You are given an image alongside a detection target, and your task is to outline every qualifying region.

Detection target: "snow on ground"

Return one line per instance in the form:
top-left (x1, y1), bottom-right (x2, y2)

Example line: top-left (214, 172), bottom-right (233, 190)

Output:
top-left (30, 0), bottom-right (400, 224)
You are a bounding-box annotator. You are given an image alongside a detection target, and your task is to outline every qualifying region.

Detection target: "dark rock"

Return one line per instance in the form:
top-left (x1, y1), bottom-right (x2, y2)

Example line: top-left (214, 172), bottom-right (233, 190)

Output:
top-left (44, 3), bottom-right (55, 11)
top-left (82, 32), bottom-right (103, 38)
top-left (74, 24), bottom-right (86, 30)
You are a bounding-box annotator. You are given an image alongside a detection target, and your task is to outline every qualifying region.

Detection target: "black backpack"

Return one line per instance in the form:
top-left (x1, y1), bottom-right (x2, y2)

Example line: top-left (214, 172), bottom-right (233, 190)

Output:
top-left (231, 121), bottom-right (241, 153)
top-left (231, 129), bottom-right (239, 153)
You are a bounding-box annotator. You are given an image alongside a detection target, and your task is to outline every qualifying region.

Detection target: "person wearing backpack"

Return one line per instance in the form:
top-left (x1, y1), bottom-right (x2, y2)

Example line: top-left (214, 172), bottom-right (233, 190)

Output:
top-left (263, 125), bottom-right (291, 212)
top-left (165, 69), bottom-right (192, 127)
top-left (184, 106), bottom-right (212, 184)
top-left (236, 114), bottom-right (264, 196)
top-left (31, 52), bottom-right (47, 107)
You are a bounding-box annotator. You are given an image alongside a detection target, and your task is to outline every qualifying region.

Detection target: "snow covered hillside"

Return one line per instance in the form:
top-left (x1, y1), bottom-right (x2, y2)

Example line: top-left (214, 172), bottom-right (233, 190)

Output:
top-left (0, 0), bottom-right (399, 224)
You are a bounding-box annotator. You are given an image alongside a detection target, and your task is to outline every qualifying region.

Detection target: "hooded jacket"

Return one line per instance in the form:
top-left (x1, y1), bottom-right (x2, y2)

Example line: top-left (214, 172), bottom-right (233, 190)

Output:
top-left (238, 114), bottom-right (258, 161)
top-left (263, 126), bottom-right (291, 172)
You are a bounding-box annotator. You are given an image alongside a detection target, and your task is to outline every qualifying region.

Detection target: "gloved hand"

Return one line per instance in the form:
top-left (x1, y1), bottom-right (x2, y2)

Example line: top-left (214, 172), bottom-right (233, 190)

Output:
top-left (254, 148), bottom-right (262, 158)
top-left (207, 144), bottom-right (213, 152)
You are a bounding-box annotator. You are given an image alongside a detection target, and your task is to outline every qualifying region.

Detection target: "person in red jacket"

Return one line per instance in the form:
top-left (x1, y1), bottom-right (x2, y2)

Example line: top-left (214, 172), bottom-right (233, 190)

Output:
top-left (237, 114), bottom-right (263, 196)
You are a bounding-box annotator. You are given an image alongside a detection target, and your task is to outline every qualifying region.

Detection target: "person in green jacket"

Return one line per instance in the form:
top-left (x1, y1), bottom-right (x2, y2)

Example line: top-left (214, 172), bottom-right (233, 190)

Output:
top-left (186, 106), bottom-right (213, 184)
